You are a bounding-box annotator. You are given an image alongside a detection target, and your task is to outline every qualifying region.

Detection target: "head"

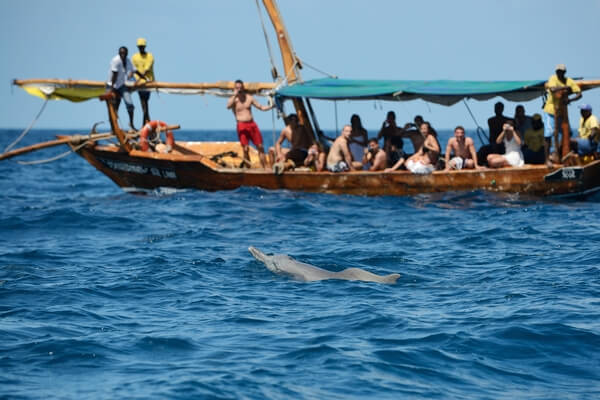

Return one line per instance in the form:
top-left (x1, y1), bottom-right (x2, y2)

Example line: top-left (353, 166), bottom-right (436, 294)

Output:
top-left (386, 111), bottom-right (396, 123)
top-left (136, 37), bottom-right (147, 53)
top-left (341, 124), bottom-right (352, 139)
top-left (414, 115), bottom-right (424, 126)
top-left (368, 138), bottom-right (380, 153)
top-left (556, 63), bottom-right (567, 79)
top-left (532, 113), bottom-right (543, 130)
top-left (234, 79), bottom-right (245, 93)
top-left (454, 126), bottom-right (465, 142)
top-left (286, 113), bottom-right (299, 127)
top-left (515, 105), bottom-right (525, 118)
top-left (494, 101), bottom-right (504, 116)
top-left (350, 114), bottom-right (362, 127)
top-left (579, 104), bottom-right (592, 118)
top-left (419, 121), bottom-right (431, 136)
top-left (118, 46), bottom-right (128, 61)
top-left (503, 120), bottom-right (515, 132)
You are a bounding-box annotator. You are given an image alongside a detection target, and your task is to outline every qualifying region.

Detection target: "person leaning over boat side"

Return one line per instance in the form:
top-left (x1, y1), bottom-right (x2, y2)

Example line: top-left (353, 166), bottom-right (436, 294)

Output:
top-left (349, 114), bottom-right (369, 168)
top-left (362, 138), bottom-right (387, 171)
top-left (326, 125), bottom-right (356, 172)
top-left (444, 126), bottom-right (480, 170)
top-left (271, 113), bottom-right (315, 173)
top-left (132, 37), bottom-right (154, 125)
top-left (522, 113), bottom-right (546, 164)
top-left (304, 143), bottom-right (327, 172)
top-left (108, 46), bottom-right (136, 130)
top-left (138, 120), bottom-right (174, 153)
top-left (543, 64), bottom-right (582, 160)
top-left (566, 104), bottom-right (600, 163)
top-left (486, 121), bottom-right (524, 168)
top-left (226, 79), bottom-right (273, 169)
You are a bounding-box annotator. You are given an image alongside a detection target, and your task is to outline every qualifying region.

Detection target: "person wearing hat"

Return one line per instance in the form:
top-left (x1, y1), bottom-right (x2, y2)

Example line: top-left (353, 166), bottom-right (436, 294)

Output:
top-left (568, 104), bottom-right (599, 159)
top-left (542, 64), bottom-right (582, 159)
top-left (522, 113), bottom-right (546, 164)
top-left (132, 37), bottom-right (155, 125)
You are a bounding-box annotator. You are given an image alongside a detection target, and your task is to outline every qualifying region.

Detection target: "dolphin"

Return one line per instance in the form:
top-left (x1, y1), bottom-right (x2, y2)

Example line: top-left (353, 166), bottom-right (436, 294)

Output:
top-left (248, 246), bottom-right (400, 284)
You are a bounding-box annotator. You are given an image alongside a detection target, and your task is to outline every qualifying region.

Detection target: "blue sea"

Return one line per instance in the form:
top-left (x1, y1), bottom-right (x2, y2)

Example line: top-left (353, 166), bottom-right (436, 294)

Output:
top-left (1, 129), bottom-right (599, 399)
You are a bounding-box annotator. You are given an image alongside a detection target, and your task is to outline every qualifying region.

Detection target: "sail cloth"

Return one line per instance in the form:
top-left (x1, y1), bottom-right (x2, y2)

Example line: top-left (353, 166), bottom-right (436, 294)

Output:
top-left (274, 78), bottom-right (549, 106)
top-left (14, 79), bottom-right (277, 102)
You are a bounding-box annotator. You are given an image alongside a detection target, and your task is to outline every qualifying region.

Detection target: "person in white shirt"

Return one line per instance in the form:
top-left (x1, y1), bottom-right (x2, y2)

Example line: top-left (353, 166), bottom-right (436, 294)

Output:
top-left (108, 46), bottom-right (136, 130)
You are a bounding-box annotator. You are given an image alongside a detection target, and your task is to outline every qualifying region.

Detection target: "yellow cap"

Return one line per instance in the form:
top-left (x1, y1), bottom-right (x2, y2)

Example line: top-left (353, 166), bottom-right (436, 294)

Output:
top-left (137, 38), bottom-right (147, 46)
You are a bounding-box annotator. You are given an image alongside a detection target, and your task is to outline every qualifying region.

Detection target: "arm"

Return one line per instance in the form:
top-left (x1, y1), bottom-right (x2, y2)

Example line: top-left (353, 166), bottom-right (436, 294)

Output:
top-left (226, 94), bottom-right (237, 109)
top-left (384, 155), bottom-right (406, 172)
top-left (275, 129), bottom-right (288, 161)
top-left (512, 131), bottom-right (522, 146)
top-left (468, 139), bottom-right (480, 168)
top-left (496, 130), bottom-right (505, 144)
top-left (444, 139), bottom-right (453, 170)
top-left (110, 71), bottom-right (118, 89)
top-left (251, 96), bottom-right (274, 111)
top-left (342, 142), bottom-right (356, 170)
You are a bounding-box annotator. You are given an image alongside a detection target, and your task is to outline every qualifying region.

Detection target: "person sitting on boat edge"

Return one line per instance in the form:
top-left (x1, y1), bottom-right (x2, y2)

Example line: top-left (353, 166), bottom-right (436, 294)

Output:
top-left (487, 121), bottom-right (524, 168)
top-left (271, 113), bottom-right (315, 174)
top-left (139, 120), bottom-right (174, 153)
top-left (349, 114), bottom-right (369, 169)
top-left (132, 37), bottom-right (155, 125)
top-left (543, 63), bottom-right (582, 161)
top-left (303, 143), bottom-right (327, 172)
top-left (362, 138), bottom-right (387, 171)
top-left (477, 101), bottom-right (511, 166)
top-left (326, 125), bottom-right (357, 172)
top-left (564, 104), bottom-right (600, 165)
top-left (444, 126), bottom-right (480, 170)
top-left (108, 46), bottom-right (136, 130)
top-left (403, 122), bottom-right (440, 174)
top-left (522, 113), bottom-right (546, 164)
top-left (226, 79), bottom-right (273, 169)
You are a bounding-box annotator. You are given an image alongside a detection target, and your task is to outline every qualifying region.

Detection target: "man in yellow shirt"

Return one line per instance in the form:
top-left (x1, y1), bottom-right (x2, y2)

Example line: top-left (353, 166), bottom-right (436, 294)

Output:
top-left (132, 38), bottom-right (155, 125)
top-left (543, 64), bottom-right (581, 157)
top-left (570, 104), bottom-right (599, 157)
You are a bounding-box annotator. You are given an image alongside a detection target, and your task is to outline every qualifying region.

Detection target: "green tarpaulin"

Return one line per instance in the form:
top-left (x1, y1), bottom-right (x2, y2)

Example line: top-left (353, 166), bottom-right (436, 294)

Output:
top-left (275, 78), bottom-right (547, 106)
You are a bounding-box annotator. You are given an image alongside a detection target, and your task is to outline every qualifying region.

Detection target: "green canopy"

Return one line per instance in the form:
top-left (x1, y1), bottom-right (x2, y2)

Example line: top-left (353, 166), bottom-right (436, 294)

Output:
top-left (275, 78), bottom-right (546, 106)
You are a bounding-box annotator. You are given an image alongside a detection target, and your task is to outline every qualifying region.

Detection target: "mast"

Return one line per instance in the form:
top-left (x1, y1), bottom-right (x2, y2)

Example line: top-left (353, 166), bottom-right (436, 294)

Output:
top-left (261, 0), bottom-right (316, 140)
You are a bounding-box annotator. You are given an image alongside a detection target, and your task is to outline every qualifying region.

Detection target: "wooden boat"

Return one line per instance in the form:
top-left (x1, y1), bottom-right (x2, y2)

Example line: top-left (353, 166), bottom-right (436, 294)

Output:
top-left (4, 0), bottom-right (600, 198)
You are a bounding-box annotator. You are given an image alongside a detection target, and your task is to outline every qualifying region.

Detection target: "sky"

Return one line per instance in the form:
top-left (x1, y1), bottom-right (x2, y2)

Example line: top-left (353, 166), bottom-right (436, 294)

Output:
top-left (1, 0), bottom-right (600, 141)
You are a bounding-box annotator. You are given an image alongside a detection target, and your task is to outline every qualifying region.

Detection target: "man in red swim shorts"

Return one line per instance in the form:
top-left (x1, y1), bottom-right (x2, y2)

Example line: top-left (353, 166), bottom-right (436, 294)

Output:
top-left (226, 79), bottom-right (273, 168)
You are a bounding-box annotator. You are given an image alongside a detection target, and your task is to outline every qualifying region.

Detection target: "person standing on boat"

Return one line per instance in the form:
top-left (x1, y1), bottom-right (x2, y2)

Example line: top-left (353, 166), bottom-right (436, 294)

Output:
top-left (108, 46), bottom-right (136, 130)
top-left (349, 114), bottom-right (368, 168)
top-left (326, 125), bottom-right (356, 172)
top-left (444, 126), bottom-right (480, 170)
top-left (543, 64), bottom-right (582, 159)
top-left (227, 79), bottom-right (273, 168)
top-left (513, 105), bottom-right (533, 138)
top-left (487, 121), bottom-right (524, 168)
top-left (132, 38), bottom-right (154, 125)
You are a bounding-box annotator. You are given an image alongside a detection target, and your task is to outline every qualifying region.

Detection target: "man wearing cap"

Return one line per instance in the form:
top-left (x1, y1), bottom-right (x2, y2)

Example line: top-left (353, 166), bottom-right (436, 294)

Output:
top-left (132, 38), bottom-right (155, 125)
top-left (543, 64), bottom-right (582, 161)
top-left (108, 46), bottom-right (136, 130)
top-left (568, 104), bottom-right (599, 159)
top-left (522, 114), bottom-right (546, 164)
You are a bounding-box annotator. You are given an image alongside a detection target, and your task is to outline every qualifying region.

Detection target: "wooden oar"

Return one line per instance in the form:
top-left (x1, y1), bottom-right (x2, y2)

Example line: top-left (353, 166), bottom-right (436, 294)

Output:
top-left (0, 124), bottom-right (180, 161)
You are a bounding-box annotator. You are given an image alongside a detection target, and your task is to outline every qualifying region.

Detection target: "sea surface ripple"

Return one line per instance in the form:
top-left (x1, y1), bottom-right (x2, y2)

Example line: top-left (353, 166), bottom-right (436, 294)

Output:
top-left (1, 130), bottom-right (599, 399)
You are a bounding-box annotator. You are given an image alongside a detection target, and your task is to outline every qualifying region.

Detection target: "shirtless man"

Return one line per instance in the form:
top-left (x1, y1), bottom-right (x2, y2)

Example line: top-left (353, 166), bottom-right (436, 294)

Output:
top-left (444, 126), bottom-right (480, 170)
top-left (326, 125), bottom-right (356, 172)
top-left (226, 79), bottom-right (273, 168)
top-left (272, 114), bottom-right (315, 171)
top-left (362, 138), bottom-right (387, 171)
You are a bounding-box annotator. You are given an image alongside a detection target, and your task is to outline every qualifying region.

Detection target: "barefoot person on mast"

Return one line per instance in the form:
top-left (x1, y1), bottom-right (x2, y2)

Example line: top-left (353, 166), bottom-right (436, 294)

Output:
top-left (226, 79), bottom-right (273, 168)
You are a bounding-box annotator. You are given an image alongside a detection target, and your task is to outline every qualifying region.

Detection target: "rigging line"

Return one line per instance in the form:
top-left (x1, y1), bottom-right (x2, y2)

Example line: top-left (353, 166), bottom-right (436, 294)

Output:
top-left (4, 97), bottom-right (49, 153)
top-left (16, 141), bottom-right (88, 165)
top-left (462, 98), bottom-right (489, 145)
top-left (255, 0), bottom-right (278, 78)
top-left (334, 100), bottom-right (338, 134)
top-left (296, 57), bottom-right (337, 79)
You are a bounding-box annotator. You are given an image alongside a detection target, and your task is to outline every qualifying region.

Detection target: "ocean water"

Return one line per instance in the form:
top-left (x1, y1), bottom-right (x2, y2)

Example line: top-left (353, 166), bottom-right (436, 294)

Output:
top-left (1, 129), bottom-right (599, 399)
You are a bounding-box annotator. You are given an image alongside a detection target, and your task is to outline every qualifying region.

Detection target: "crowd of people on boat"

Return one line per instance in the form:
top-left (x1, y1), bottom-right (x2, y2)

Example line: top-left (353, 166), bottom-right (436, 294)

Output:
top-left (106, 48), bottom-right (599, 169)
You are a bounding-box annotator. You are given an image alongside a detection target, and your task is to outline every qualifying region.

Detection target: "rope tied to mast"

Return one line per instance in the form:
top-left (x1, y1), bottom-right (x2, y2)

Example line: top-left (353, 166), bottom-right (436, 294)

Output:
top-left (462, 98), bottom-right (489, 146)
top-left (255, 0), bottom-right (279, 80)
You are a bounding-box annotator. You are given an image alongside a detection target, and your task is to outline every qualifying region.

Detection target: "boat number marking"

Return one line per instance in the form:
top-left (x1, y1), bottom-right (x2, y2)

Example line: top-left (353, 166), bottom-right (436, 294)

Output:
top-left (561, 168), bottom-right (576, 180)
top-left (99, 158), bottom-right (177, 179)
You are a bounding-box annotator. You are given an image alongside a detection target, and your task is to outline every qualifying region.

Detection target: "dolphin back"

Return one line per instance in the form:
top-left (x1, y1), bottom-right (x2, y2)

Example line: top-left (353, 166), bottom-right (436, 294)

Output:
top-left (336, 268), bottom-right (401, 285)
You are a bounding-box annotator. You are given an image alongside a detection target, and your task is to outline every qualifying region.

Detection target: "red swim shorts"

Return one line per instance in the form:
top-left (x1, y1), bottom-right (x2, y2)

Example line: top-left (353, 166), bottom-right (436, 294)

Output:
top-left (236, 120), bottom-right (263, 147)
